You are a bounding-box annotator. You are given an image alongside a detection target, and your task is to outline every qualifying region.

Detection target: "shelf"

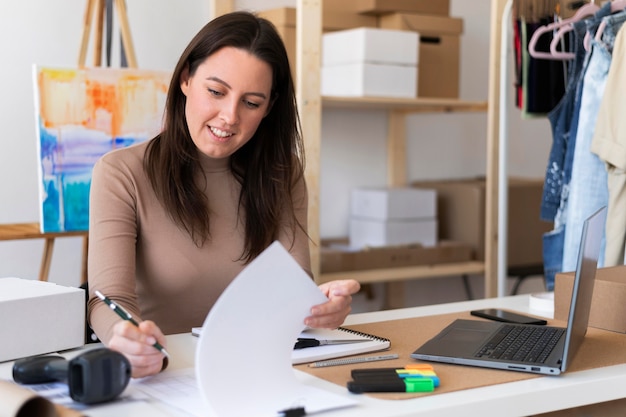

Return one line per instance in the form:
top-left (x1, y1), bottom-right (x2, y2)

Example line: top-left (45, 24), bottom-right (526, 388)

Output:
top-left (322, 96), bottom-right (488, 113)
top-left (0, 223), bottom-right (88, 240)
top-left (318, 261), bottom-right (485, 284)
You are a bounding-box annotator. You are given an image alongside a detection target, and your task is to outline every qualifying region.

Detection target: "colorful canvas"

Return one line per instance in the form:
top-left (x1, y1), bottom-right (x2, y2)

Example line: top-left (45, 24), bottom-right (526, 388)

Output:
top-left (33, 66), bottom-right (171, 232)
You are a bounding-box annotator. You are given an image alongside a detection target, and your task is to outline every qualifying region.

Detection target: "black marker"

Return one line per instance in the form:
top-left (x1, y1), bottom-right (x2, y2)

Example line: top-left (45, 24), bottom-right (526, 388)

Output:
top-left (347, 378), bottom-right (434, 393)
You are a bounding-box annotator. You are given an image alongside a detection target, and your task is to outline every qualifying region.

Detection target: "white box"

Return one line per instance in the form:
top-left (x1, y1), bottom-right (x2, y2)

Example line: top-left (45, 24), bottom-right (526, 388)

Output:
top-left (351, 187), bottom-right (436, 220)
top-left (0, 278), bottom-right (85, 362)
top-left (349, 218), bottom-right (437, 248)
top-left (322, 63), bottom-right (417, 98)
top-left (322, 27), bottom-right (419, 66)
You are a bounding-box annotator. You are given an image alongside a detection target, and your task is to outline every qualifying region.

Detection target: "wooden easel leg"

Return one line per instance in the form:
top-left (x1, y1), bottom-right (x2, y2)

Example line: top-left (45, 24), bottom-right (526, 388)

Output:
top-left (93, 0), bottom-right (105, 66)
top-left (40, 238), bottom-right (55, 281)
top-left (114, 0), bottom-right (137, 68)
top-left (81, 236), bottom-right (89, 285)
top-left (79, 0), bottom-right (96, 67)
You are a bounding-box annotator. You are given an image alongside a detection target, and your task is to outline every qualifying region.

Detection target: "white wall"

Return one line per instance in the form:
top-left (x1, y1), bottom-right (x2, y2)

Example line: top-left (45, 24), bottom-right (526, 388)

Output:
top-left (0, 1), bottom-right (552, 301)
top-left (0, 0), bottom-right (211, 287)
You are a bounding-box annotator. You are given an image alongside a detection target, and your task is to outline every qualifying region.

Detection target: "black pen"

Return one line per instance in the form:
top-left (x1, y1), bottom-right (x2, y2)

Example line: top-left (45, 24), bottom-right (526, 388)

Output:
top-left (294, 338), bottom-right (370, 349)
top-left (94, 290), bottom-right (170, 358)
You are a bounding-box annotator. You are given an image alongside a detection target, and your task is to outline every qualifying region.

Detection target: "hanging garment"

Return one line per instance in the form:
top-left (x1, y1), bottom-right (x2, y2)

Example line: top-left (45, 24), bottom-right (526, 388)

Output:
top-left (539, 20), bottom-right (590, 222)
top-left (514, 7), bottom-right (568, 116)
top-left (522, 18), bottom-right (568, 116)
top-left (540, 3), bottom-right (614, 289)
top-left (512, 0), bottom-right (523, 107)
top-left (540, 3), bottom-right (613, 222)
top-left (562, 16), bottom-right (626, 273)
top-left (540, 19), bottom-right (589, 290)
top-left (562, 11), bottom-right (626, 272)
top-left (590, 16), bottom-right (626, 266)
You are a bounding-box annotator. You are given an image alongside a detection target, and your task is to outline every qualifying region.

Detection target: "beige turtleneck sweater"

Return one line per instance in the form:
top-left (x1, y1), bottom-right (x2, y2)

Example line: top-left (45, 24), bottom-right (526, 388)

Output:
top-left (86, 141), bottom-right (311, 343)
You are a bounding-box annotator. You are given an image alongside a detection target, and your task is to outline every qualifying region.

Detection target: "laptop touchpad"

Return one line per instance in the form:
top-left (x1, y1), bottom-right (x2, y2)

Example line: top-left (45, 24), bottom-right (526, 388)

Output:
top-left (417, 321), bottom-right (494, 356)
top-left (441, 327), bottom-right (491, 344)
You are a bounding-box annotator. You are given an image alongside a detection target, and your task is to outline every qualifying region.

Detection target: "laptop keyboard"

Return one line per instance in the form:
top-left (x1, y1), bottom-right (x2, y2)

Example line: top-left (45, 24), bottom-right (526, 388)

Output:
top-left (475, 324), bottom-right (565, 363)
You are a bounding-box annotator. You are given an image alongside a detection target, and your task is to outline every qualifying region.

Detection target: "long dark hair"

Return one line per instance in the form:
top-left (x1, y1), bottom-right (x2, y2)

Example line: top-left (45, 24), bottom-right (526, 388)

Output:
top-left (144, 11), bottom-right (305, 263)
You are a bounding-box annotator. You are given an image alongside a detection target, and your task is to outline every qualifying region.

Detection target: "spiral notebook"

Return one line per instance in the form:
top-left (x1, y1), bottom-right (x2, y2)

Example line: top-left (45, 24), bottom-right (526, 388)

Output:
top-left (291, 326), bottom-right (391, 365)
top-left (193, 325), bottom-right (390, 365)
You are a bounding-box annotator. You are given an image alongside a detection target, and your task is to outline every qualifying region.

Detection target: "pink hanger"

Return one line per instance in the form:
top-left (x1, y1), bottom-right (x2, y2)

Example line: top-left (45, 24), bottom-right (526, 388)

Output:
top-left (548, 2), bottom-right (601, 59)
top-left (586, 0), bottom-right (626, 50)
top-left (528, 1), bottom-right (600, 60)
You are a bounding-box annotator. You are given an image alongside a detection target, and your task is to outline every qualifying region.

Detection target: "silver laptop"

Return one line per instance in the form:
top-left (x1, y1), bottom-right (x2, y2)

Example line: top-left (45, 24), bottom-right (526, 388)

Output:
top-left (411, 206), bottom-right (606, 375)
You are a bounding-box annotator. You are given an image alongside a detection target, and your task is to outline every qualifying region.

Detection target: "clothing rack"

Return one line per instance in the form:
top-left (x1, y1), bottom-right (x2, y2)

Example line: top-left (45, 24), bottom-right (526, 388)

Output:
top-left (489, 0), bottom-right (564, 296)
top-left (497, 0), bottom-right (514, 297)
top-left (485, 0), bottom-right (510, 297)
top-left (491, 0), bottom-right (592, 296)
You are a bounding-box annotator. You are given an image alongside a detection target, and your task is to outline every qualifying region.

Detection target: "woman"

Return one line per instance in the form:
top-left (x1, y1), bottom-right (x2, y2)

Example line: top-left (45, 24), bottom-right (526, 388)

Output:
top-left (87, 11), bottom-right (360, 378)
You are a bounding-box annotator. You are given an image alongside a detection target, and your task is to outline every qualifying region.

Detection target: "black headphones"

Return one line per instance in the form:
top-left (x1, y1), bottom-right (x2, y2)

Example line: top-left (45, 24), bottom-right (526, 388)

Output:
top-left (12, 348), bottom-right (131, 404)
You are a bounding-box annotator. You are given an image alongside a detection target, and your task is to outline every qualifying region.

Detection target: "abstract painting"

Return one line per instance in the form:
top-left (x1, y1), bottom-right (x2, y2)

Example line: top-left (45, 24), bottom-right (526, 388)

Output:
top-left (33, 66), bottom-right (171, 232)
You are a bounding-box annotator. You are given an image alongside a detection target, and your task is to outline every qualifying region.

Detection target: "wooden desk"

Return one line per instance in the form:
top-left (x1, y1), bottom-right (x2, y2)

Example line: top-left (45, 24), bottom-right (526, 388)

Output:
top-left (0, 223), bottom-right (88, 283)
top-left (2, 294), bottom-right (626, 416)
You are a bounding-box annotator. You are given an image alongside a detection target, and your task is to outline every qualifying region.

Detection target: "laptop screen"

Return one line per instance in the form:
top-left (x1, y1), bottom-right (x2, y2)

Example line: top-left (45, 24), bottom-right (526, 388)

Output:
top-left (561, 206), bottom-right (606, 371)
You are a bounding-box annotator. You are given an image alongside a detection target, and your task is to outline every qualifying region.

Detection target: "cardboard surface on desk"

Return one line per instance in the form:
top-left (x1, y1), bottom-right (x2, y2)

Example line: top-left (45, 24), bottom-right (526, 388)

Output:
top-left (294, 311), bottom-right (626, 400)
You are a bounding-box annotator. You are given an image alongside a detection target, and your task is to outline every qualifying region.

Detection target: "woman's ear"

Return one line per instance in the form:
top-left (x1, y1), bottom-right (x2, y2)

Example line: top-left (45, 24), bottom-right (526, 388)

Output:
top-left (180, 66), bottom-right (190, 97)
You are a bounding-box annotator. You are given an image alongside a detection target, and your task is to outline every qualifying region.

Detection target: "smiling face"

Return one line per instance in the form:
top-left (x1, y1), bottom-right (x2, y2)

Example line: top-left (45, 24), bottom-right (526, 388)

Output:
top-left (180, 46), bottom-right (274, 160)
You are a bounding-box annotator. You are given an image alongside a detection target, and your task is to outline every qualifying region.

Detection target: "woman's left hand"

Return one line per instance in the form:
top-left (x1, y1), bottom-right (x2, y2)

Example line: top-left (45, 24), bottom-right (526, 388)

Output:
top-left (305, 279), bottom-right (361, 329)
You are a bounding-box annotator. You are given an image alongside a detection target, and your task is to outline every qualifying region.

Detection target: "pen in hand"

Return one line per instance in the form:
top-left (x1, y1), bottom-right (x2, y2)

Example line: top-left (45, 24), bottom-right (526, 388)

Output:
top-left (94, 290), bottom-right (170, 358)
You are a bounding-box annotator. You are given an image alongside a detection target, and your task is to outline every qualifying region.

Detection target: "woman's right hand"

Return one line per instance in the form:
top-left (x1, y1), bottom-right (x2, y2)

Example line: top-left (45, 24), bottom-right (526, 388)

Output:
top-left (107, 319), bottom-right (168, 378)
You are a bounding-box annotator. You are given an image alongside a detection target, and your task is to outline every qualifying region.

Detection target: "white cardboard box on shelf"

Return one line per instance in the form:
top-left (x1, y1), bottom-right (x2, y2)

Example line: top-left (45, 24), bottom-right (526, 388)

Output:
top-left (351, 187), bottom-right (436, 220)
top-left (0, 277), bottom-right (85, 362)
top-left (322, 28), bottom-right (419, 98)
top-left (322, 27), bottom-right (419, 66)
top-left (322, 63), bottom-right (418, 98)
top-left (349, 218), bottom-right (437, 248)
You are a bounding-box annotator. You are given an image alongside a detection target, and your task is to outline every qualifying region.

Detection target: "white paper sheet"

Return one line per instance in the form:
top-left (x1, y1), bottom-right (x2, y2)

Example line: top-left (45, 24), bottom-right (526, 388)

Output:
top-left (130, 368), bottom-right (204, 417)
top-left (195, 241), bottom-right (357, 416)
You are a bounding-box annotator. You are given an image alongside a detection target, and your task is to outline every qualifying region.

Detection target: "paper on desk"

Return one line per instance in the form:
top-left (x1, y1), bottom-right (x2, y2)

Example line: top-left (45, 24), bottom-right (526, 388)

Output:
top-left (195, 241), bottom-right (357, 416)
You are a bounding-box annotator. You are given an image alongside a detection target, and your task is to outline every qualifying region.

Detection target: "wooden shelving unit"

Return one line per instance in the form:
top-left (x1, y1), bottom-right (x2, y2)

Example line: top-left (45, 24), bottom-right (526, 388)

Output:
top-left (213, 1), bottom-right (500, 300)
top-left (319, 261), bottom-right (486, 285)
top-left (322, 96), bottom-right (488, 113)
top-left (317, 97), bottom-right (488, 290)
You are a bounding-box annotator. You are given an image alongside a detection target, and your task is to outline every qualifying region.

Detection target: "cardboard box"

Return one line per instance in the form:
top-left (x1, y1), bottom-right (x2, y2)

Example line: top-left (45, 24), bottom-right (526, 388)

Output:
top-left (322, 63), bottom-right (418, 98)
top-left (258, 6), bottom-right (377, 32)
top-left (411, 178), bottom-right (553, 267)
top-left (349, 217), bottom-right (437, 248)
top-left (322, 28), bottom-right (419, 67)
top-left (323, 0), bottom-right (450, 17)
top-left (0, 278), bottom-right (85, 362)
top-left (256, 7), bottom-right (377, 78)
top-left (351, 187), bottom-right (436, 220)
top-left (378, 13), bottom-right (463, 98)
top-left (321, 239), bottom-right (472, 273)
top-left (554, 266), bottom-right (626, 333)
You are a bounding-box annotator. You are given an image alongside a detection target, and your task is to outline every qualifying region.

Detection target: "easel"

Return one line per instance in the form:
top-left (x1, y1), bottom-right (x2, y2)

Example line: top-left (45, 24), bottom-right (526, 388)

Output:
top-left (0, 0), bottom-right (137, 284)
top-left (79, 0), bottom-right (137, 68)
top-left (0, 224), bottom-right (89, 283)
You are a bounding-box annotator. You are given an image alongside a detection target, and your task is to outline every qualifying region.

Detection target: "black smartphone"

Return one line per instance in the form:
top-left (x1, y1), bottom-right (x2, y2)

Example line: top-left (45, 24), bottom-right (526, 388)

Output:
top-left (470, 308), bottom-right (547, 325)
